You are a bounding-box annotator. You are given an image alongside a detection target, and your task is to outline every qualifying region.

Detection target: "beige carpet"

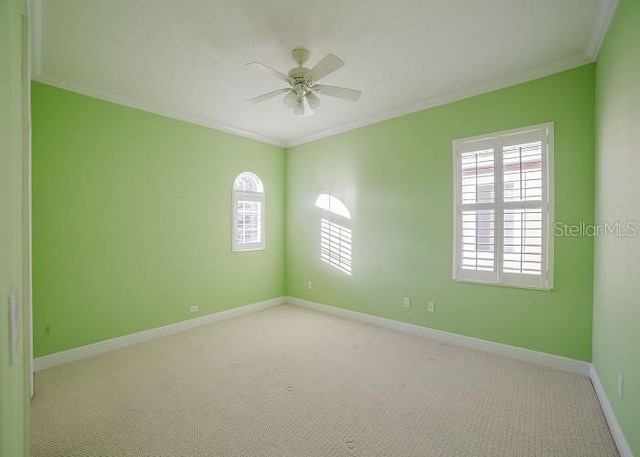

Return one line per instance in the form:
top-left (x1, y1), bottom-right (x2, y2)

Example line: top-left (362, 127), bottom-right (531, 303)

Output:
top-left (31, 304), bottom-right (618, 457)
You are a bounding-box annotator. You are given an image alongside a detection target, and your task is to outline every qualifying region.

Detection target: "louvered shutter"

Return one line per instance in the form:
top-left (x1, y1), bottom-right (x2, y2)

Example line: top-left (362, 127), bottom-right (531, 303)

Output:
top-left (453, 123), bottom-right (553, 289)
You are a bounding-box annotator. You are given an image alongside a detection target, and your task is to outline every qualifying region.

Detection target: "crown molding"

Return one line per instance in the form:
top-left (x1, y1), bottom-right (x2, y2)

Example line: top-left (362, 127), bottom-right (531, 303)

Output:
top-left (28, 0), bottom-right (618, 148)
top-left (586, 0), bottom-right (619, 60)
top-left (284, 53), bottom-right (592, 147)
top-left (31, 52), bottom-right (593, 151)
top-left (30, 0), bottom-right (611, 150)
top-left (31, 52), bottom-right (594, 151)
top-left (32, 75), bottom-right (287, 148)
top-left (28, 0), bottom-right (43, 78)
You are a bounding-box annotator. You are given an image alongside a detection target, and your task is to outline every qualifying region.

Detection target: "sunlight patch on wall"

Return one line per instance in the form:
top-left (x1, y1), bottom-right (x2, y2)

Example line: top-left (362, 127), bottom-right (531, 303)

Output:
top-left (316, 194), bottom-right (352, 275)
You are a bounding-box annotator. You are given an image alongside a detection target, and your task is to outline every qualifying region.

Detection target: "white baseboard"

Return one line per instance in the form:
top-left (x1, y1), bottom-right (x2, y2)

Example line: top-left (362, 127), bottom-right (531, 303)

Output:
top-left (35, 295), bottom-right (631, 456)
top-left (286, 296), bottom-right (591, 376)
top-left (34, 296), bottom-right (286, 371)
top-left (590, 365), bottom-right (634, 457)
top-left (33, 295), bottom-right (591, 376)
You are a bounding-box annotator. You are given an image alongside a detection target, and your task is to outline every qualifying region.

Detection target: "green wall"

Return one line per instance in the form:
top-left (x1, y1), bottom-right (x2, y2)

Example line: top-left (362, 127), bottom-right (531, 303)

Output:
top-left (32, 83), bottom-right (286, 357)
top-left (26, 4), bottom-right (640, 453)
top-left (32, 61), bottom-right (598, 383)
top-left (286, 65), bottom-right (595, 361)
top-left (27, 11), bottom-right (638, 453)
top-left (0, 0), bottom-right (29, 455)
top-left (594, 0), bottom-right (640, 453)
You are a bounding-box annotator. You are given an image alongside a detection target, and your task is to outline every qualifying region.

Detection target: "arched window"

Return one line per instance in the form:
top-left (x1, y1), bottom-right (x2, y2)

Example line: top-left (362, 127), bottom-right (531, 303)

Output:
top-left (233, 172), bottom-right (265, 251)
top-left (315, 194), bottom-right (352, 275)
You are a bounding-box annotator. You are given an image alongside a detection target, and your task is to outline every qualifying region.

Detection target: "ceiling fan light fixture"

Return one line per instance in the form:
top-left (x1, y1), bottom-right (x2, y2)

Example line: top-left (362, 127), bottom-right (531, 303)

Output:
top-left (306, 91), bottom-right (321, 109)
top-left (283, 91), bottom-right (297, 108)
top-left (293, 99), bottom-right (305, 116)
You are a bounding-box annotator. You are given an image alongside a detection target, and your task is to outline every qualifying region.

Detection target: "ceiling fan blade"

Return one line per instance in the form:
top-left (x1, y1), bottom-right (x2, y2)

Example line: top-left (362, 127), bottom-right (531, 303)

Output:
top-left (246, 62), bottom-right (292, 83)
top-left (313, 84), bottom-right (361, 102)
top-left (302, 97), bottom-right (314, 117)
top-left (307, 53), bottom-right (345, 83)
top-left (246, 88), bottom-right (291, 104)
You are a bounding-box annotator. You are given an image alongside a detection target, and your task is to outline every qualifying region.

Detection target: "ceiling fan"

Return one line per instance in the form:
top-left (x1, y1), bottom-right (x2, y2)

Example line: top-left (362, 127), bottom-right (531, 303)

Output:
top-left (246, 48), bottom-right (361, 116)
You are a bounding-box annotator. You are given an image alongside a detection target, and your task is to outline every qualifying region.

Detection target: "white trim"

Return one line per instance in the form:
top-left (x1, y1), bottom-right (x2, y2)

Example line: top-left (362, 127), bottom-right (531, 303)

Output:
top-left (452, 123), bottom-right (554, 290)
top-left (31, 76), bottom-right (287, 148)
top-left (28, 0), bottom-right (42, 78)
top-left (232, 189), bottom-right (266, 252)
top-left (545, 124), bottom-right (555, 290)
top-left (232, 172), bottom-right (266, 252)
top-left (286, 296), bottom-right (590, 376)
top-left (589, 365), bottom-right (634, 457)
top-left (586, 0), bottom-right (619, 60)
top-left (32, 295), bottom-right (632, 456)
top-left (285, 54), bottom-right (591, 147)
top-left (33, 297), bottom-right (286, 371)
top-left (22, 7), bottom-right (35, 398)
top-left (33, 53), bottom-right (590, 149)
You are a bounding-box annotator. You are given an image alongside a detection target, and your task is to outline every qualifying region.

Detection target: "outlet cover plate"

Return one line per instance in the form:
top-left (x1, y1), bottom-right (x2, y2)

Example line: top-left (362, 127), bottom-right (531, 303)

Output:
top-left (617, 373), bottom-right (624, 398)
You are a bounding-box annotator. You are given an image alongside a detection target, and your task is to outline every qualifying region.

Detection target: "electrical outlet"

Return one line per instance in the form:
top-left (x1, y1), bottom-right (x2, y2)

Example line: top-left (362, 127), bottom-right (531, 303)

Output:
top-left (403, 297), bottom-right (411, 308)
top-left (427, 301), bottom-right (436, 313)
top-left (307, 280), bottom-right (313, 290)
top-left (189, 305), bottom-right (199, 313)
top-left (617, 373), bottom-right (624, 398)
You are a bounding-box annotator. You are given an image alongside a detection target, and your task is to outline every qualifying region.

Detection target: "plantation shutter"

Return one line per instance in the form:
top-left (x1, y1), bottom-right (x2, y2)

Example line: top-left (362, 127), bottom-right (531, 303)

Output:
top-left (458, 143), bottom-right (496, 283)
top-left (236, 196), bottom-right (262, 245)
top-left (454, 124), bottom-right (553, 290)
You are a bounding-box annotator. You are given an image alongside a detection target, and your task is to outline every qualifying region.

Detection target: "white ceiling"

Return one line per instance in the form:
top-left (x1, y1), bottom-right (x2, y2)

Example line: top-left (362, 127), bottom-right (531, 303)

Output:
top-left (32, 0), bottom-right (617, 147)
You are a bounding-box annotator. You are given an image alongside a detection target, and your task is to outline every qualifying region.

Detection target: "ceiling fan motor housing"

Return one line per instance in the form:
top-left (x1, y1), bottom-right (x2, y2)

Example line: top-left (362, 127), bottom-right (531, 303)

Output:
top-left (288, 66), bottom-right (314, 101)
top-left (288, 66), bottom-right (312, 83)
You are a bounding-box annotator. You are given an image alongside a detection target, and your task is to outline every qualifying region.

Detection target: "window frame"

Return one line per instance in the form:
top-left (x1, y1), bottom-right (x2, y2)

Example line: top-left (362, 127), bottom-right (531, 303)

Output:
top-left (232, 172), bottom-right (265, 252)
top-left (452, 122), bottom-right (554, 290)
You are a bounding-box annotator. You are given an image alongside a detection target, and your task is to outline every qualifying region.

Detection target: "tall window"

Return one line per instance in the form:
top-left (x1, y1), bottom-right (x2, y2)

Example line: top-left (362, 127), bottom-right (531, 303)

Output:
top-left (316, 194), bottom-right (352, 275)
top-left (232, 172), bottom-right (265, 252)
top-left (453, 123), bottom-right (554, 289)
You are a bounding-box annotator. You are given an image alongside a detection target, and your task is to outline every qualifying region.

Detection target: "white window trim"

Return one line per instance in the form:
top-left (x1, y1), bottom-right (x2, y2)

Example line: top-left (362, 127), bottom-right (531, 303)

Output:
top-left (452, 122), bottom-right (554, 290)
top-left (232, 176), bottom-right (265, 252)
